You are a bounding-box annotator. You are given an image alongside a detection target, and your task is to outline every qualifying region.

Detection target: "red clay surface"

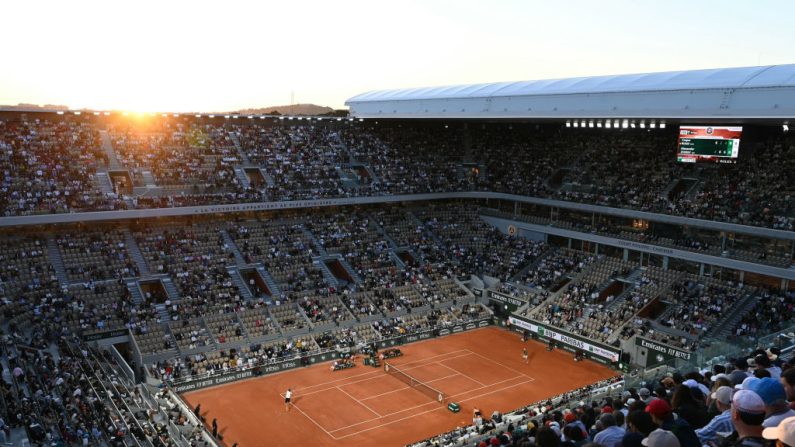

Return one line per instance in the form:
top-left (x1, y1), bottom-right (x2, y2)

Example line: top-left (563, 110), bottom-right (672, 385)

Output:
top-left (182, 327), bottom-right (617, 447)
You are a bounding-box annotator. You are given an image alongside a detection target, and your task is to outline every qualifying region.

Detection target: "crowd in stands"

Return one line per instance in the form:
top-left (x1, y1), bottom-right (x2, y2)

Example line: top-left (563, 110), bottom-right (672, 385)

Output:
top-left (411, 347), bottom-right (795, 447)
top-left (3, 117), bottom-right (794, 237)
top-left (0, 196), bottom-right (794, 445)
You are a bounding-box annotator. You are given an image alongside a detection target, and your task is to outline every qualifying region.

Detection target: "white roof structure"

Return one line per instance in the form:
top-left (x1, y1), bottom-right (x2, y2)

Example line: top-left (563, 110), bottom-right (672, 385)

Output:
top-left (346, 65), bottom-right (795, 120)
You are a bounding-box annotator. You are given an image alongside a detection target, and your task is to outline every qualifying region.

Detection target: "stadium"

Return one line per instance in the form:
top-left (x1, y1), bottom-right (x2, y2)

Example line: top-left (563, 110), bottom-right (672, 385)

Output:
top-left (3, 2), bottom-right (795, 445)
top-left (0, 62), bottom-right (794, 446)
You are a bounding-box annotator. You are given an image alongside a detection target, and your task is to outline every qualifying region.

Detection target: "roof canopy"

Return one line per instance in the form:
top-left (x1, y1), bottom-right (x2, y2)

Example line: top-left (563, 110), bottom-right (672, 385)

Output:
top-left (346, 65), bottom-right (795, 120)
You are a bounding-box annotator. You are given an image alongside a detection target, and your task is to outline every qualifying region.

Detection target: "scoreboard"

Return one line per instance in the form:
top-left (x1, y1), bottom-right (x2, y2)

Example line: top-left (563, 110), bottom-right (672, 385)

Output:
top-left (677, 126), bottom-right (742, 164)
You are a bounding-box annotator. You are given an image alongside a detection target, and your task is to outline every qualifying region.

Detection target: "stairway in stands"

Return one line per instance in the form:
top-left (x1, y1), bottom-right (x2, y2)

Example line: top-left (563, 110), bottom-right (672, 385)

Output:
top-left (705, 294), bottom-right (758, 340)
top-left (126, 280), bottom-right (145, 305)
top-left (255, 264), bottom-right (281, 297)
top-left (45, 235), bottom-right (69, 287)
top-left (228, 131), bottom-right (250, 165)
top-left (95, 172), bottom-right (115, 194)
top-left (302, 228), bottom-right (327, 256)
top-left (368, 213), bottom-right (399, 249)
top-left (122, 230), bottom-right (150, 276)
top-left (227, 267), bottom-right (254, 301)
top-left (99, 130), bottom-right (122, 170)
top-left (233, 168), bottom-right (251, 189)
top-left (220, 229), bottom-right (246, 266)
top-left (141, 171), bottom-right (157, 187)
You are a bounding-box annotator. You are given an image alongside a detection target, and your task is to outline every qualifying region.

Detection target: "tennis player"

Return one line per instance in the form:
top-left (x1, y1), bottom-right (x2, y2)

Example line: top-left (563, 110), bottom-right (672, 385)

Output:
top-left (522, 347), bottom-right (529, 364)
top-left (284, 388), bottom-right (293, 411)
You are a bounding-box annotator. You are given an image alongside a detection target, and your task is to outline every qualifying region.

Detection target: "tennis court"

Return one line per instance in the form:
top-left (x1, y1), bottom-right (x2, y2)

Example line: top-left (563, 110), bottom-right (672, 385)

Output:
top-left (182, 327), bottom-right (617, 447)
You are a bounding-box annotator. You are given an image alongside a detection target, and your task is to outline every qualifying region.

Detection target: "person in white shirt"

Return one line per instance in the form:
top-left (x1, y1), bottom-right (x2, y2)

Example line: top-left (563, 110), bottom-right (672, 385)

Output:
top-left (284, 388), bottom-right (293, 411)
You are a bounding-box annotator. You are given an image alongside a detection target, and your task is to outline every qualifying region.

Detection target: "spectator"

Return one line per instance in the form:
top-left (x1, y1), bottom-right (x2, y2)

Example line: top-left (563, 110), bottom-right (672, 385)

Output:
top-left (624, 410), bottom-right (655, 447)
top-left (725, 390), bottom-right (767, 447)
top-left (645, 399), bottom-right (700, 447)
top-left (696, 386), bottom-right (735, 444)
top-left (761, 415), bottom-right (795, 447)
top-left (643, 429), bottom-right (681, 447)
top-left (747, 378), bottom-right (795, 428)
top-left (593, 413), bottom-right (626, 447)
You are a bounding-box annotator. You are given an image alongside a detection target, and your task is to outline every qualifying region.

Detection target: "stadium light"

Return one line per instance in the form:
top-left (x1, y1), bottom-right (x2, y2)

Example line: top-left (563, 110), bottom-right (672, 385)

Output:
top-left (784, 124), bottom-right (790, 132)
top-left (337, 118), bottom-right (342, 121)
top-left (103, 112), bottom-right (110, 116)
top-left (247, 115), bottom-right (253, 119)
top-left (613, 120), bottom-right (619, 128)
top-left (605, 121), bottom-right (611, 128)
top-left (209, 114), bottom-right (215, 118)
top-left (650, 121), bottom-right (656, 129)
top-left (621, 120), bottom-right (629, 129)
top-left (660, 122), bottom-right (666, 129)
top-left (93, 111), bottom-right (100, 116)
top-left (195, 114), bottom-right (201, 118)
top-left (224, 115), bottom-right (230, 119)
top-left (57, 111), bottom-right (65, 115)
top-left (630, 122), bottom-right (636, 128)
top-left (580, 120), bottom-right (586, 127)
top-left (588, 121), bottom-right (594, 128)
top-left (566, 121), bottom-right (571, 127)
top-left (173, 113), bottom-right (179, 117)
top-left (260, 116), bottom-right (266, 120)
top-left (573, 121), bottom-right (579, 128)
top-left (73, 111), bottom-right (81, 115)
top-left (232, 115), bottom-right (239, 119)
top-left (640, 121), bottom-right (646, 129)
top-left (359, 118), bottom-right (365, 122)
top-left (596, 121), bottom-right (602, 128)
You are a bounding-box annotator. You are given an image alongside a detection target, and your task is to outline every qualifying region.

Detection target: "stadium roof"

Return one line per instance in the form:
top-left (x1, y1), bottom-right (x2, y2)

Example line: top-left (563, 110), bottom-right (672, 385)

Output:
top-left (346, 64), bottom-right (795, 121)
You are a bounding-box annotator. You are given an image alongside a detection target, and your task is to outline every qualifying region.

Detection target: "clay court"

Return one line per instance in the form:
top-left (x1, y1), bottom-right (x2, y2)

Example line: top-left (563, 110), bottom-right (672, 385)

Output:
top-left (182, 327), bottom-right (617, 447)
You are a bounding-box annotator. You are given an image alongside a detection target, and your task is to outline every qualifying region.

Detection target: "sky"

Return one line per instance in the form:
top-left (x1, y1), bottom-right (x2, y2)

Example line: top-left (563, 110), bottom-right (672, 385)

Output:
top-left (1, 0), bottom-right (793, 112)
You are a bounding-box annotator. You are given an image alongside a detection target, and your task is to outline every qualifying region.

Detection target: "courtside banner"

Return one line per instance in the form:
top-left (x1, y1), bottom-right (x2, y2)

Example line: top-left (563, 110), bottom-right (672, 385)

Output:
top-left (507, 316), bottom-right (620, 362)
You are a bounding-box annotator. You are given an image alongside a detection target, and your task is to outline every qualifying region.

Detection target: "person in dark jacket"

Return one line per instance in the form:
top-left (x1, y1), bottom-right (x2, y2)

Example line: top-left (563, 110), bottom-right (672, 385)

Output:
top-left (672, 385), bottom-right (710, 429)
top-left (646, 398), bottom-right (701, 447)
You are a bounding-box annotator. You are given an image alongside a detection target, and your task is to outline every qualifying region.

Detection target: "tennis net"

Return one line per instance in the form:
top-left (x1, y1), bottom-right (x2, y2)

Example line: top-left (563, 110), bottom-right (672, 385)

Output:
top-left (384, 362), bottom-right (446, 404)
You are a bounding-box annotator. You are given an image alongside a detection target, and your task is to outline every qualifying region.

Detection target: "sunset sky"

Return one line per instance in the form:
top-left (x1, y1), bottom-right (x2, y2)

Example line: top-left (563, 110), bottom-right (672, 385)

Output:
top-left (1, 0), bottom-right (793, 112)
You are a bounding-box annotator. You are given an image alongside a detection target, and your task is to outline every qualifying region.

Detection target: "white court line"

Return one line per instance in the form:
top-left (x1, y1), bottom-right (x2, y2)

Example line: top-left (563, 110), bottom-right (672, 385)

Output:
top-left (283, 399), bottom-right (336, 439)
top-left (336, 386), bottom-right (382, 418)
top-left (295, 349), bottom-right (471, 393)
top-left (295, 352), bottom-right (475, 399)
top-left (436, 361), bottom-right (486, 387)
top-left (332, 377), bottom-right (536, 440)
top-left (328, 374), bottom-right (527, 433)
top-left (359, 372), bottom-right (462, 402)
top-left (464, 348), bottom-right (536, 380)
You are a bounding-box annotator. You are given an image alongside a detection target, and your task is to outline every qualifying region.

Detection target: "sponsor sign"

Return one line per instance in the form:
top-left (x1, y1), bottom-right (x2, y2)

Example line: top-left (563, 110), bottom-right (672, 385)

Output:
top-left (472, 287), bottom-right (483, 297)
top-left (635, 337), bottom-right (692, 366)
top-left (488, 291), bottom-right (525, 307)
top-left (507, 316), bottom-right (620, 362)
top-left (83, 329), bottom-right (128, 341)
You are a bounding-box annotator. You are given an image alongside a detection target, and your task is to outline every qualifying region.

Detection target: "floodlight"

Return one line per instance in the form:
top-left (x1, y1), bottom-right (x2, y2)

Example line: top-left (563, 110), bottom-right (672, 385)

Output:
top-left (57, 111), bottom-right (65, 115)
top-left (605, 121), bottom-right (611, 128)
top-left (93, 112), bottom-right (100, 116)
top-left (622, 120), bottom-right (629, 129)
top-left (573, 121), bottom-right (579, 128)
top-left (614, 120), bottom-right (619, 128)
top-left (74, 111), bottom-right (81, 115)
top-left (640, 121), bottom-right (646, 129)
top-left (660, 122), bottom-right (666, 129)
top-left (588, 122), bottom-right (594, 128)
top-left (784, 124), bottom-right (790, 132)
top-left (566, 121), bottom-right (571, 127)
top-left (596, 122), bottom-right (602, 128)
top-left (209, 114), bottom-right (215, 118)
top-left (195, 114), bottom-right (201, 118)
